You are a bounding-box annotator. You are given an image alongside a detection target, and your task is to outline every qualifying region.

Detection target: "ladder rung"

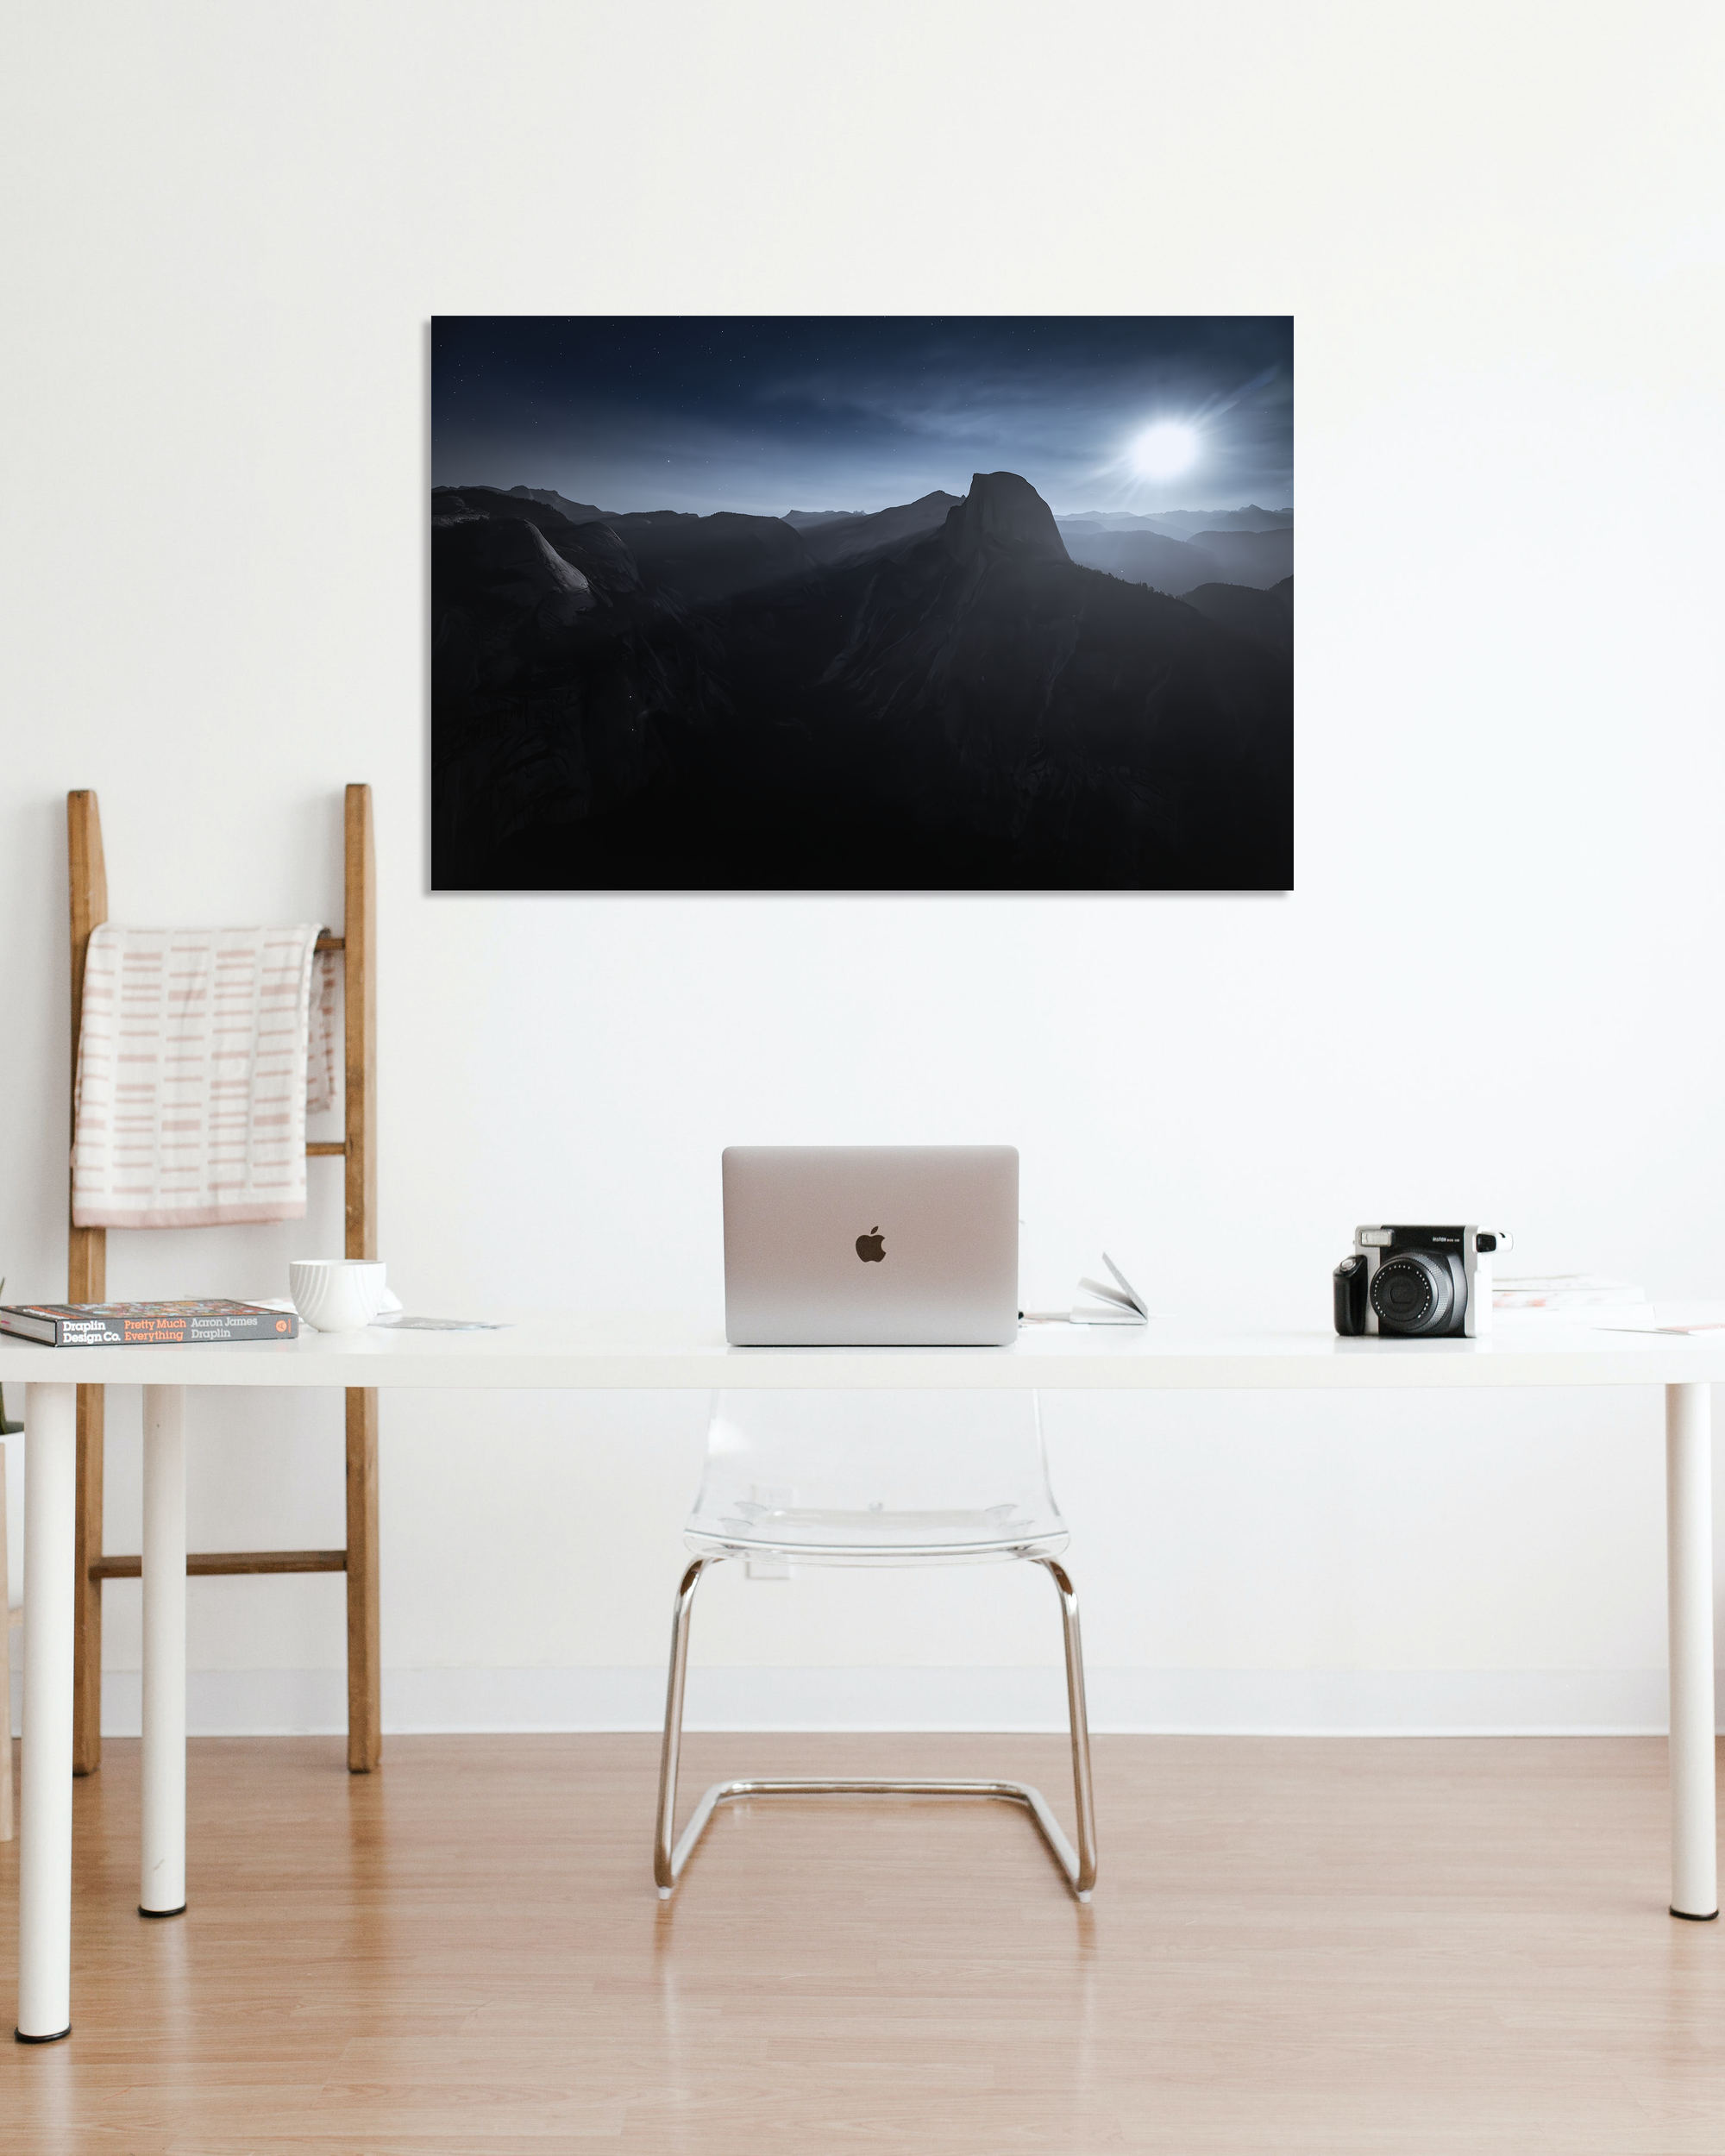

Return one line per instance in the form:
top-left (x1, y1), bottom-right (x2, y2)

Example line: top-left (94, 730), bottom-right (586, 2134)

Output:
top-left (313, 933), bottom-right (345, 953)
top-left (91, 1550), bottom-right (347, 1580)
top-left (305, 1141), bottom-right (347, 1156)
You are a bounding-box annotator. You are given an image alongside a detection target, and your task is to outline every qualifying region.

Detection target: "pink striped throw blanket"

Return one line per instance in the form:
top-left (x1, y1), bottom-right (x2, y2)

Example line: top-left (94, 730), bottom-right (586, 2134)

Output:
top-left (72, 924), bottom-right (326, 1228)
top-left (306, 946), bottom-right (338, 1115)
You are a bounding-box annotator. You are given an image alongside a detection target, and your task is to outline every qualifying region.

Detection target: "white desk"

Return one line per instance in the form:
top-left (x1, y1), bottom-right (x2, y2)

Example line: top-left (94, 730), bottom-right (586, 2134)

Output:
top-left (7, 1316), bottom-right (1721, 2041)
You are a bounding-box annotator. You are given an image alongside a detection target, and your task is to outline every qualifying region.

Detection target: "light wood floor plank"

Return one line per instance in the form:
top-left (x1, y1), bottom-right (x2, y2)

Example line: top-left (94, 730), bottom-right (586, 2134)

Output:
top-left (2, 1733), bottom-right (1723, 2152)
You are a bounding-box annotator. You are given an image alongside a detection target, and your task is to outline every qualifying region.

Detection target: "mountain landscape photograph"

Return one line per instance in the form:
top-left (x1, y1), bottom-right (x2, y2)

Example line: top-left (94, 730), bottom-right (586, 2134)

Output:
top-left (432, 317), bottom-right (1294, 890)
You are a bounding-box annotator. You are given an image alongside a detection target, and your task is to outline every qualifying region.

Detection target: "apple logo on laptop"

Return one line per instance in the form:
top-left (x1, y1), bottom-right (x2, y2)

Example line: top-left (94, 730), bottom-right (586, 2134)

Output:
top-left (856, 1226), bottom-right (885, 1263)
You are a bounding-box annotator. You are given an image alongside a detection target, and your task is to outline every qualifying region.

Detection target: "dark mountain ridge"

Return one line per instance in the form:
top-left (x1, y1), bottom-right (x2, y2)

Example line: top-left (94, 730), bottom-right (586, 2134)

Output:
top-left (1058, 505), bottom-right (1292, 540)
top-left (794, 474), bottom-right (1288, 885)
top-left (440, 482), bottom-right (605, 524)
top-left (433, 471), bottom-right (1291, 889)
top-left (941, 472), bottom-right (1065, 564)
top-left (432, 492), bottom-right (728, 876)
top-left (798, 490), bottom-right (967, 567)
top-left (1058, 526), bottom-right (1220, 595)
top-left (504, 483), bottom-right (603, 523)
top-left (599, 509), bottom-right (814, 605)
top-left (1184, 526), bottom-right (1293, 587)
top-left (1182, 576), bottom-right (1294, 661)
top-left (434, 486), bottom-right (818, 607)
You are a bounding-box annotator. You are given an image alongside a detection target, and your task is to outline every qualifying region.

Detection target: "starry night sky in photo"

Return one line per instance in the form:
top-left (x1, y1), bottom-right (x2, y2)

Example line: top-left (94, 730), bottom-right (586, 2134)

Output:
top-left (432, 317), bottom-right (1293, 519)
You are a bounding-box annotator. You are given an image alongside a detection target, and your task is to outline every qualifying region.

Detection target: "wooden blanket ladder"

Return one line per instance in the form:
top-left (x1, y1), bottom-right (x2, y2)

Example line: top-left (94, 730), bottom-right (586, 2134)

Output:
top-left (66, 783), bottom-right (380, 1774)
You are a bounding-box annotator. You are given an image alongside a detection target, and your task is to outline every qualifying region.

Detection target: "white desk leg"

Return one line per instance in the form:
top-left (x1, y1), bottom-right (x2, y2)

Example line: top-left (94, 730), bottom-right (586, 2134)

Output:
top-left (141, 1385), bottom-right (186, 1917)
top-left (16, 1382), bottom-right (76, 2042)
top-left (1666, 1381), bottom-right (1718, 1920)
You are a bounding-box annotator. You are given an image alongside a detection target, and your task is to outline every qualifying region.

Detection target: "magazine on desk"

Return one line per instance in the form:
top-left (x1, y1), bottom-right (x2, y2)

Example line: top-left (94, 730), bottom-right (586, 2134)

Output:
top-left (1070, 1256), bottom-right (1154, 1325)
top-left (0, 1300), bottom-right (298, 1346)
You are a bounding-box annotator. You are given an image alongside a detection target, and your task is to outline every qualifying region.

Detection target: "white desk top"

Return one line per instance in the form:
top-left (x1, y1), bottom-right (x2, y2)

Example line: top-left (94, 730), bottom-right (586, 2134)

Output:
top-left (0, 1313), bottom-right (1720, 1390)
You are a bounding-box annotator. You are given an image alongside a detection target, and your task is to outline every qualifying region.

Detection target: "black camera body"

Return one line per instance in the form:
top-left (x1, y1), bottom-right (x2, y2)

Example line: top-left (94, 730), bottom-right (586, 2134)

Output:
top-left (1333, 1225), bottom-right (1510, 1339)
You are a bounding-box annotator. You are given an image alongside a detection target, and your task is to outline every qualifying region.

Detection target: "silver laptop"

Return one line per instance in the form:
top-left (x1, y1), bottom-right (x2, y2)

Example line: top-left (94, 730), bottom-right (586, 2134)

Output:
top-left (723, 1145), bottom-right (1019, 1346)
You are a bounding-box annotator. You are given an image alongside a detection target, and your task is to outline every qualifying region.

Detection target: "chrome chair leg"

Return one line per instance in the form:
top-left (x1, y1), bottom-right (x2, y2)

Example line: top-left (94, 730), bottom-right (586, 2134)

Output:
top-left (653, 1551), bottom-right (1099, 1904)
top-left (654, 1556), bottom-right (712, 1896)
top-left (1038, 1556), bottom-right (1098, 1898)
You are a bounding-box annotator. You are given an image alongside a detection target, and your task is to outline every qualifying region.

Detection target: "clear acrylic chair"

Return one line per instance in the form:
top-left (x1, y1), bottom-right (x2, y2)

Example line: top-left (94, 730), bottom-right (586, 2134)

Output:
top-left (654, 1389), bottom-right (1096, 1902)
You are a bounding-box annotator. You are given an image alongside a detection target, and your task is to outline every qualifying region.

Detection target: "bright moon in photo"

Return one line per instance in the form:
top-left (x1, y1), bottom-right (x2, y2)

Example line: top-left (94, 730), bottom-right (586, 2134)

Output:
top-left (1130, 421), bottom-right (1200, 479)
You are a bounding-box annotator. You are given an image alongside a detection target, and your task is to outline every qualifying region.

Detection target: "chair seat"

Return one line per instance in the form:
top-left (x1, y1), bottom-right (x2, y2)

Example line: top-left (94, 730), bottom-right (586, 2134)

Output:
top-left (687, 1500), bottom-right (1068, 1564)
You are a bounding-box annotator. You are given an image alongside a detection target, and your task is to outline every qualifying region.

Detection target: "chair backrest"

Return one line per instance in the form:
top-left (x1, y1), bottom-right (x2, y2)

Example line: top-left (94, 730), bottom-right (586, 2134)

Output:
top-left (692, 1389), bottom-right (1061, 1539)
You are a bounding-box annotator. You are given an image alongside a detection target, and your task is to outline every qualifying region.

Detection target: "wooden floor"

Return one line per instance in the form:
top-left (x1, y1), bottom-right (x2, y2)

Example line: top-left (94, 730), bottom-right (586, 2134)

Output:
top-left (3, 1733), bottom-right (1724, 2152)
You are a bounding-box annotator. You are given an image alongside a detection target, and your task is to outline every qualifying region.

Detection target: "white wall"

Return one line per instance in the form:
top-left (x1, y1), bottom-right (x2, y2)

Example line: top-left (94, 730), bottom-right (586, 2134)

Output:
top-left (3, 1), bottom-right (1723, 1736)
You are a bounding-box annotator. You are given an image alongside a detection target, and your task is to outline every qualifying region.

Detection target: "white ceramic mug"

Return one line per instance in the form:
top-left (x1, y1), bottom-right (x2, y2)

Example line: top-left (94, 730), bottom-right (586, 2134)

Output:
top-left (289, 1258), bottom-right (388, 1334)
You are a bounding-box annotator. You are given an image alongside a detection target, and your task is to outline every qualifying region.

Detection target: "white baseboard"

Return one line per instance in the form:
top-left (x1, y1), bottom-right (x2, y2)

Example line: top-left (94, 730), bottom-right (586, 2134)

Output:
top-left (25, 1664), bottom-right (1697, 1739)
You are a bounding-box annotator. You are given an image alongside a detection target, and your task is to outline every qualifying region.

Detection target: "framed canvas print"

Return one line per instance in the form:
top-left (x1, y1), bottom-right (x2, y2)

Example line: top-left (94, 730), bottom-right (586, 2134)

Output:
top-left (431, 317), bottom-right (1292, 891)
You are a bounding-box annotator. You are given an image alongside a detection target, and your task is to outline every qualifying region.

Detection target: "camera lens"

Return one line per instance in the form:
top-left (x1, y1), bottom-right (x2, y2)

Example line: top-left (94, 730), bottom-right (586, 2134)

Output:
top-left (1370, 1251), bottom-right (1457, 1336)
